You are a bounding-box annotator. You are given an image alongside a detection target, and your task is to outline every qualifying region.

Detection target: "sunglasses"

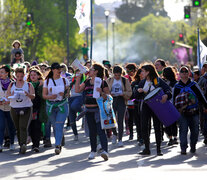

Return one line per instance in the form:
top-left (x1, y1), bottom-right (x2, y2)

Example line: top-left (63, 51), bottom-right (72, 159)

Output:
top-left (180, 70), bottom-right (188, 73)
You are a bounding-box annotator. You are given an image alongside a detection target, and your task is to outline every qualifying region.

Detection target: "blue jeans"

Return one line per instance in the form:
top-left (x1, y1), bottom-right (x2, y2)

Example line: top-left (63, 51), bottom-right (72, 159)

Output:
top-left (0, 109), bottom-right (16, 145)
top-left (179, 114), bottom-right (199, 151)
top-left (68, 96), bottom-right (83, 136)
top-left (46, 102), bottom-right (69, 146)
top-left (85, 108), bottom-right (108, 152)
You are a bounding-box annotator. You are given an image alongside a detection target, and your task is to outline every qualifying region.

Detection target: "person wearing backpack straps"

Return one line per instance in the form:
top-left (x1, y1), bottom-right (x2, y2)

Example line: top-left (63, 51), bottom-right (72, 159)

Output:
top-left (43, 63), bottom-right (70, 155)
top-left (173, 66), bottom-right (207, 155)
top-left (7, 67), bottom-right (35, 154)
top-left (106, 65), bottom-right (132, 147)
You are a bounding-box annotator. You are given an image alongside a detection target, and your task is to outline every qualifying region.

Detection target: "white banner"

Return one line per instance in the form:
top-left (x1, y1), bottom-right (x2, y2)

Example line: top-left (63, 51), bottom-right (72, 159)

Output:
top-left (74, 0), bottom-right (91, 34)
top-left (200, 40), bottom-right (207, 67)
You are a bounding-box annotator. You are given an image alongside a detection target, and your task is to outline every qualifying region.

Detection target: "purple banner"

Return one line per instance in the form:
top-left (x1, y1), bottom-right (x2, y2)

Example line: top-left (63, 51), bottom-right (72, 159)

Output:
top-left (173, 47), bottom-right (192, 65)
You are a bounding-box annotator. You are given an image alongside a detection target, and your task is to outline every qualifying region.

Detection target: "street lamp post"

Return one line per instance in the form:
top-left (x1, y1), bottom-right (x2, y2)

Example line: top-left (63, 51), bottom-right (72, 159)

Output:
top-left (104, 10), bottom-right (110, 60)
top-left (111, 18), bottom-right (115, 65)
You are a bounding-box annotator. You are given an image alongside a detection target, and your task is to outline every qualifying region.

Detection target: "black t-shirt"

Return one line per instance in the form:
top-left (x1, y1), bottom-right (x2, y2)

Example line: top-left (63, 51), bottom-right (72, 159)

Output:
top-left (84, 78), bottom-right (108, 105)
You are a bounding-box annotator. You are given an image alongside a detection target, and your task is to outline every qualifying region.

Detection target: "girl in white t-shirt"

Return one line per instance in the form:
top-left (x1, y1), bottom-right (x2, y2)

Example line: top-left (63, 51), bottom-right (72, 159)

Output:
top-left (43, 62), bottom-right (69, 155)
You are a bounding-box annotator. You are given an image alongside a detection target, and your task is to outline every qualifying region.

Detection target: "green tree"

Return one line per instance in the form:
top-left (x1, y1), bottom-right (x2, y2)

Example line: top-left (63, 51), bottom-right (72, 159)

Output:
top-left (0, 0), bottom-right (36, 64)
top-left (23, 0), bottom-right (84, 64)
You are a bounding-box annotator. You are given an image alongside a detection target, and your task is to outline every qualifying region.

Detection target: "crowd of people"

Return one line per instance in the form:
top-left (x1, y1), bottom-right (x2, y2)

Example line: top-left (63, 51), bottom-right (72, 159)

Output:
top-left (1, 40), bottom-right (207, 161)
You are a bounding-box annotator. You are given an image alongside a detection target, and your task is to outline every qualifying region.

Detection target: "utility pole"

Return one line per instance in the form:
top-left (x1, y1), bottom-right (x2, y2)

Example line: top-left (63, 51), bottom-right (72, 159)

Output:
top-left (66, 0), bottom-right (70, 66)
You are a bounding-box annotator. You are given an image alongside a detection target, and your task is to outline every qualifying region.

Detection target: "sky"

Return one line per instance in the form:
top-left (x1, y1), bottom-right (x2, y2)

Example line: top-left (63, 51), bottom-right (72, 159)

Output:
top-left (95, 0), bottom-right (190, 21)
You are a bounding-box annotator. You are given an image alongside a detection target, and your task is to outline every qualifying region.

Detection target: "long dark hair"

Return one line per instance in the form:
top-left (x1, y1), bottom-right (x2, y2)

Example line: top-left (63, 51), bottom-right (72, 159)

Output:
top-left (0, 65), bottom-right (12, 79)
top-left (163, 67), bottom-right (176, 82)
top-left (93, 63), bottom-right (105, 79)
top-left (141, 64), bottom-right (158, 81)
top-left (134, 68), bottom-right (142, 82)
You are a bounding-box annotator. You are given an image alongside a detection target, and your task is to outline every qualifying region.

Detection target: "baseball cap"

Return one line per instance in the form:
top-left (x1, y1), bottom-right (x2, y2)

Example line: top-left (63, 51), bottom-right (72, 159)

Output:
top-left (51, 62), bottom-right (64, 70)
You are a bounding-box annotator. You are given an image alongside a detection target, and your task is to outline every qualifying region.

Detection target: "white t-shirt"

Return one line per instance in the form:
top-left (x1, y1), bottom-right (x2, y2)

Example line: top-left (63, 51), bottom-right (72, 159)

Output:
top-left (43, 77), bottom-right (69, 101)
top-left (111, 79), bottom-right (123, 96)
top-left (143, 80), bottom-right (155, 93)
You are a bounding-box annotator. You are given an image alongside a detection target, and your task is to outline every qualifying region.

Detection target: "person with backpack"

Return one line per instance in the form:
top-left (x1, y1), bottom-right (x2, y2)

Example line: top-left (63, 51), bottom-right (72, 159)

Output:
top-left (136, 64), bottom-right (172, 156)
top-left (7, 67), bottom-right (35, 154)
top-left (43, 63), bottom-right (70, 155)
top-left (106, 65), bottom-right (132, 147)
top-left (173, 66), bottom-right (207, 155)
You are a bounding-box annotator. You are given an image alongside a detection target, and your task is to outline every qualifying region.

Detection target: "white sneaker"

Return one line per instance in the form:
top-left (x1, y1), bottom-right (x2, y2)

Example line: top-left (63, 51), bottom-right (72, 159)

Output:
top-left (118, 141), bottom-right (124, 147)
top-left (88, 152), bottom-right (96, 160)
top-left (112, 135), bottom-right (117, 144)
top-left (74, 135), bottom-right (78, 141)
top-left (0, 145), bottom-right (2, 152)
top-left (100, 151), bottom-right (109, 161)
top-left (10, 144), bottom-right (15, 150)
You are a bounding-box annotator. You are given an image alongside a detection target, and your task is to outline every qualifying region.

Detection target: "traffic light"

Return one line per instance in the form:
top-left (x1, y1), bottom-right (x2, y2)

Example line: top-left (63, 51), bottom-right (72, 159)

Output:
top-left (179, 33), bottom-right (184, 41)
top-left (192, 0), bottom-right (201, 7)
top-left (171, 40), bottom-right (175, 47)
top-left (26, 13), bottom-right (33, 27)
top-left (184, 6), bottom-right (191, 19)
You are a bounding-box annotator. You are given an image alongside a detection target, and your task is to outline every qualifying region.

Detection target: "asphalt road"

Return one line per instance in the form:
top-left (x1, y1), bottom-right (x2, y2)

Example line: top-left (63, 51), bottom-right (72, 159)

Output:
top-left (1, 121), bottom-right (207, 180)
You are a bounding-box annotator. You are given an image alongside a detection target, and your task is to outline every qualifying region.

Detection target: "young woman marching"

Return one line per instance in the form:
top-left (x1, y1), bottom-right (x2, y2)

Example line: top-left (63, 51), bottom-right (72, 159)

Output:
top-left (43, 63), bottom-right (69, 155)
top-left (136, 64), bottom-right (172, 156)
top-left (27, 68), bottom-right (45, 152)
top-left (75, 63), bottom-right (109, 161)
top-left (7, 67), bottom-right (35, 154)
top-left (0, 65), bottom-right (16, 152)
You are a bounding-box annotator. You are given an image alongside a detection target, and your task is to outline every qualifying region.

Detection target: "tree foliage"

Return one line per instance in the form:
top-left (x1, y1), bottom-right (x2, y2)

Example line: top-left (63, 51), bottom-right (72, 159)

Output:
top-left (0, 0), bottom-right (36, 64)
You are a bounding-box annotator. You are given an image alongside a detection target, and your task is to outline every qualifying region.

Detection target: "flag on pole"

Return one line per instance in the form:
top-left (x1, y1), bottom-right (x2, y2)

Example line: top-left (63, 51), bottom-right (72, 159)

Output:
top-left (74, 0), bottom-right (91, 34)
top-left (199, 40), bottom-right (207, 67)
top-left (197, 28), bottom-right (201, 70)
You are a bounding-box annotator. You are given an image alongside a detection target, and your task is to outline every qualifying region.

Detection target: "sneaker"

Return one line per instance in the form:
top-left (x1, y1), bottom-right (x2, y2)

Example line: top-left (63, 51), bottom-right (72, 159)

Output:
top-left (112, 135), bottom-right (117, 145)
top-left (88, 152), bottom-right (96, 160)
top-left (97, 144), bottom-right (102, 153)
top-left (181, 150), bottom-right (187, 155)
top-left (100, 151), bottom-right (109, 161)
top-left (33, 147), bottom-right (40, 153)
top-left (44, 139), bottom-right (52, 148)
top-left (20, 144), bottom-right (27, 154)
top-left (157, 149), bottom-right (163, 156)
top-left (55, 146), bottom-right (61, 155)
top-left (168, 139), bottom-right (174, 146)
top-left (3, 139), bottom-right (10, 148)
top-left (74, 135), bottom-right (78, 141)
top-left (118, 141), bottom-right (124, 147)
top-left (0, 145), bottom-right (2, 153)
top-left (139, 149), bottom-right (151, 155)
top-left (10, 144), bottom-right (15, 151)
